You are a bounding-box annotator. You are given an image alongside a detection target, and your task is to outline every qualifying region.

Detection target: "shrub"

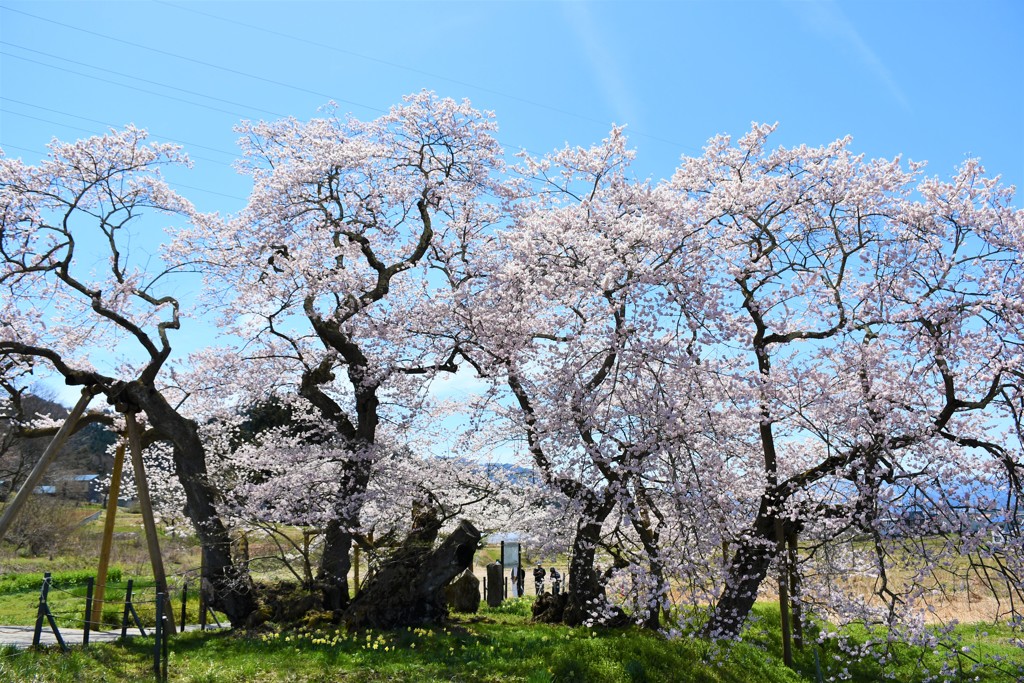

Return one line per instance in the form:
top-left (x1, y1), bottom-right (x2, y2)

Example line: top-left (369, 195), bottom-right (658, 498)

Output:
top-left (0, 567), bottom-right (123, 594)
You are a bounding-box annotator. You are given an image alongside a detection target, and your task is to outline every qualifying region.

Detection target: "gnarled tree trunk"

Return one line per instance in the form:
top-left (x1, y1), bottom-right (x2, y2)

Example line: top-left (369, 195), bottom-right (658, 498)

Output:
top-left (341, 509), bottom-right (481, 629)
top-left (118, 381), bottom-right (257, 626)
top-left (561, 504), bottom-right (626, 627)
top-left (317, 519), bottom-right (352, 612)
top-left (704, 498), bottom-right (777, 638)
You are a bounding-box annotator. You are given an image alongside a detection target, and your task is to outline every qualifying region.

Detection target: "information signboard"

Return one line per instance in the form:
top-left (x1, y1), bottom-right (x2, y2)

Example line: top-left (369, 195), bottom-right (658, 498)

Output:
top-left (501, 542), bottom-right (520, 568)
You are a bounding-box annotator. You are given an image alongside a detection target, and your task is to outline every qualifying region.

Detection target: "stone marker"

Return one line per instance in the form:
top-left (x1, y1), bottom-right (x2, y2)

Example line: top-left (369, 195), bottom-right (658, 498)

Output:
top-left (486, 561), bottom-right (504, 607)
top-left (445, 568), bottom-right (481, 613)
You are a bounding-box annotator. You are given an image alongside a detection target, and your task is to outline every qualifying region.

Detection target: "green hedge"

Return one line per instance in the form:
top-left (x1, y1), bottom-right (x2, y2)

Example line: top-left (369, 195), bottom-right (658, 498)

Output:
top-left (0, 568), bottom-right (123, 594)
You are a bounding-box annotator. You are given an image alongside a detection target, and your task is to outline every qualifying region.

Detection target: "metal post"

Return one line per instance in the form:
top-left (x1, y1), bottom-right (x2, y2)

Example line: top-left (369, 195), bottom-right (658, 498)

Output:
top-left (0, 390), bottom-right (94, 542)
top-left (33, 572), bottom-right (51, 648)
top-left (199, 548), bottom-right (207, 631)
top-left (155, 593), bottom-right (163, 678)
top-left (121, 579), bottom-right (134, 639)
top-left (162, 607), bottom-right (169, 682)
top-left (84, 576), bottom-right (94, 646)
top-left (180, 581), bottom-right (188, 633)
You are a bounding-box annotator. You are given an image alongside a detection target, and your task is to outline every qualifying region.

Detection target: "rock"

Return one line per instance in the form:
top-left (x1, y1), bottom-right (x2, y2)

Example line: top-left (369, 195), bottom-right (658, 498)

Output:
top-left (532, 592), bottom-right (568, 623)
top-left (244, 605), bottom-right (272, 629)
top-left (445, 569), bottom-right (481, 613)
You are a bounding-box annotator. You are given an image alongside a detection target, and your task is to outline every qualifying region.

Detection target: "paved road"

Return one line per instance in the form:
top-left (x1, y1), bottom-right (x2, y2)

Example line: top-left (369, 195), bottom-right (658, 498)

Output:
top-left (0, 623), bottom-right (224, 649)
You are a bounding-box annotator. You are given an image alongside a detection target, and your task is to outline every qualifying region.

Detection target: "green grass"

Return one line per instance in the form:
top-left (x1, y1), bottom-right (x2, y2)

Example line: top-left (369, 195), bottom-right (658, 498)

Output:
top-left (0, 600), bottom-right (1020, 682)
top-left (0, 570), bottom-right (222, 630)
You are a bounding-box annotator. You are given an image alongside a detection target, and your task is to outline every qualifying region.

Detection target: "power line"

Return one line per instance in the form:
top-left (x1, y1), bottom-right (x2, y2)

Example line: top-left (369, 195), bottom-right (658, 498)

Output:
top-left (0, 108), bottom-right (236, 168)
top-left (0, 5), bottom-right (386, 116)
top-left (1, 5), bottom-right (661, 193)
top-left (1, 4), bottom-right (581, 163)
top-left (0, 140), bottom-right (247, 202)
top-left (0, 142), bottom-right (43, 157)
top-left (0, 51), bottom-right (256, 120)
top-left (0, 40), bottom-right (289, 120)
top-left (155, 0), bottom-right (699, 153)
top-left (0, 2), bottom-right (693, 161)
top-left (0, 97), bottom-right (240, 158)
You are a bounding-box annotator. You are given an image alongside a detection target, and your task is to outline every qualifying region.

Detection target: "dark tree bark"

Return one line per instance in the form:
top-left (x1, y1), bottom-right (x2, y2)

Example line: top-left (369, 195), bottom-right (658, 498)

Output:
top-left (317, 519), bottom-right (352, 612)
top-left (113, 380), bottom-right (257, 626)
top-left (704, 496), bottom-right (779, 638)
top-left (341, 510), bottom-right (481, 629)
top-left (626, 489), bottom-right (667, 630)
top-left (562, 507), bottom-right (627, 627)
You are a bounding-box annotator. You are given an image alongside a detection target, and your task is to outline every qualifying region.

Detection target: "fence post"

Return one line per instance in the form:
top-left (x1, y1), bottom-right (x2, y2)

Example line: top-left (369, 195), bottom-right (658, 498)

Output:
top-left (84, 576), bottom-right (94, 647)
top-left (199, 548), bottom-right (207, 631)
top-left (180, 580), bottom-right (187, 633)
top-left (163, 602), bottom-right (170, 682)
top-left (32, 572), bottom-right (67, 652)
top-left (121, 578), bottom-right (133, 639)
top-left (155, 593), bottom-right (163, 679)
top-left (32, 572), bottom-right (50, 647)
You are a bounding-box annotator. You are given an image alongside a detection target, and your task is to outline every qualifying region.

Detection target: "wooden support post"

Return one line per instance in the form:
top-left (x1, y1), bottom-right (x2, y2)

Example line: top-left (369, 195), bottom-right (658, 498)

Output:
top-left (92, 440), bottom-right (126, 628)
top-left (0, 389), bottom-right (94, 542)
top-left (775, 517), bottom-right (793, 668)
top-left (125, 411), bottom-right (175, 633)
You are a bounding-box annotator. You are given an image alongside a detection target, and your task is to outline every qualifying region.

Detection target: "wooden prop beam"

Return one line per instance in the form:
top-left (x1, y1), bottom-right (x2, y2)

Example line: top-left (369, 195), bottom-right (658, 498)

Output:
top-left (90, 440), bottom-right (126, 628)
top-left (125, 411), bottom-right (176, 633)
top-left (0, 389), bottom-right (94, 542)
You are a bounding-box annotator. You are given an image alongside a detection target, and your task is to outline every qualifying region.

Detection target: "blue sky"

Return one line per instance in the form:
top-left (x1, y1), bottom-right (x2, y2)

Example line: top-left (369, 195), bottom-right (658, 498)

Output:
top-left (1, 0), bottom-right (1022, 407)
top-left (3, 1), bottom-right (1021, 204)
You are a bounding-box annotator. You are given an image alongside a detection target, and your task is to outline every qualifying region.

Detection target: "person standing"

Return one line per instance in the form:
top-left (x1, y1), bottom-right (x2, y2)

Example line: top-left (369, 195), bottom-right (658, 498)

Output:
top-left (510, 564), bottom-right (521, 598)
top-left (533, 563), bottom-right (547, 595)
top-left (550, 566), bottom-right (561, 596)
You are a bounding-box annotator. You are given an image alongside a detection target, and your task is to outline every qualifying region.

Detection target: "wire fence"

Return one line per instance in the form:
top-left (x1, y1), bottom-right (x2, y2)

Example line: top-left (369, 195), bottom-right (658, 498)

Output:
top-left (0, 567), bottom-right (226, 681)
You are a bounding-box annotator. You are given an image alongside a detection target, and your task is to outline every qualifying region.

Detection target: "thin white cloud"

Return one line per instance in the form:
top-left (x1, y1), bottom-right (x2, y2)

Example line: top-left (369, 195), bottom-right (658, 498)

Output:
top-left (561, 2), bottom-right (641, 128)
top-left (791, 0), bottom-right (912, 113)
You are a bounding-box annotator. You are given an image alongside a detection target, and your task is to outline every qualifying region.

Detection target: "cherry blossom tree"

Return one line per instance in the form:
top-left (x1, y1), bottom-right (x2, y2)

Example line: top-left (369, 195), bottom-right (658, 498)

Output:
top-left (660, 125), bottom-right (1024, 648)
top-left (0, 128), bottom-right (256, 624)
top-left (459, 128), bottom-right (713, 627)
top-left (173, 91), bottom-right (505, 612)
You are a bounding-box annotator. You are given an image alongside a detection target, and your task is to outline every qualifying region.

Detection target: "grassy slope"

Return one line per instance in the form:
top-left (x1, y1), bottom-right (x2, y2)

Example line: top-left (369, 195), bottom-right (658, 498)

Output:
top-left (0, 599), bottom-right (1021, 682)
